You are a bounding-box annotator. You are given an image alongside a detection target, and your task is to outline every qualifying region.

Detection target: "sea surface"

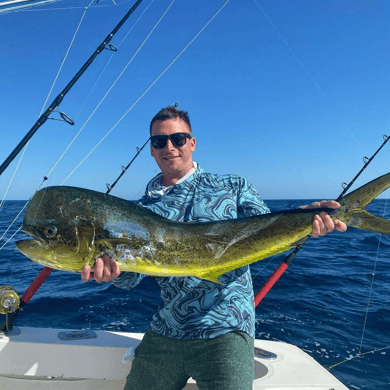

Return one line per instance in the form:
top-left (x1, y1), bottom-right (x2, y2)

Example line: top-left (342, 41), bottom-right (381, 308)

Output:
top-left (0, 199), bottom-right (389, 389)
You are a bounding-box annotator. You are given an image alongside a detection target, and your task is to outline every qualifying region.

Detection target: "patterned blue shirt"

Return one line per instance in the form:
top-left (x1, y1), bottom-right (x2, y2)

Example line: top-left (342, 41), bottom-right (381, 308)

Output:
top-left (112, 164), bottom-right (270, 339)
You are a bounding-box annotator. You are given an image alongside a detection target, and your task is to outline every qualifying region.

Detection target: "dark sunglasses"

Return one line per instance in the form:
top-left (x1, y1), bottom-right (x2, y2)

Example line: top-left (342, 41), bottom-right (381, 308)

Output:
top-left (150, 132), bottom-right (192, 149)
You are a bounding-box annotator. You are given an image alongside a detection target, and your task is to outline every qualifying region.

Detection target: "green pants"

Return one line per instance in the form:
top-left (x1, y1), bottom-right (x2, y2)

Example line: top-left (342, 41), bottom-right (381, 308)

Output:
top-left (124, 329), bottom-right (255, 390)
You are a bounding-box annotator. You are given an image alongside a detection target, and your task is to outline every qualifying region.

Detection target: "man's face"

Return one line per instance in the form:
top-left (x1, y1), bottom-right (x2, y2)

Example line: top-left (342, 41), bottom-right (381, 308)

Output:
top-left (150, 119), bottom-right (196, 180)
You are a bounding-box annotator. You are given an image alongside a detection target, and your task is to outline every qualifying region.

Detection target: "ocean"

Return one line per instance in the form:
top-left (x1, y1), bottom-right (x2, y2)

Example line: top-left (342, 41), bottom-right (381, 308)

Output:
top-left (0, 199), bottom-right (389, 389)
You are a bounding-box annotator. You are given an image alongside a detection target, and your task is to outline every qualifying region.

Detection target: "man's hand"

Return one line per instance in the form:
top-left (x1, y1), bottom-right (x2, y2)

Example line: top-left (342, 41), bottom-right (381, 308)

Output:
top-left (81, 254), bottom-right (121, 283)
top-left (301, 200), bottom-right (347, 238)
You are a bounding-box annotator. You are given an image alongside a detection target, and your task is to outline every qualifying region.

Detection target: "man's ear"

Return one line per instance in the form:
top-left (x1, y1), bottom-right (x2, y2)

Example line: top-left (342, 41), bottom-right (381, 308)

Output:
top-left (190, 137), bottom-right (196, 152)
top-left (150, 142), bottom-right (155, 157)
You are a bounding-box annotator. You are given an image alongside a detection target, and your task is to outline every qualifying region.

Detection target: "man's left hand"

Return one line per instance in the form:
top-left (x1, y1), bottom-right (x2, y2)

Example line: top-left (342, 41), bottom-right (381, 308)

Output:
top-left (301, 200), bottom-right (347, 238)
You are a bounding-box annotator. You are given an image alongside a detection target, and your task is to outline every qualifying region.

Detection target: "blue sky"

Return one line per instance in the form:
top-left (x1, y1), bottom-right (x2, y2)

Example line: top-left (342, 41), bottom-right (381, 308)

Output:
top-left (1, 0), bottom-right (389, 200)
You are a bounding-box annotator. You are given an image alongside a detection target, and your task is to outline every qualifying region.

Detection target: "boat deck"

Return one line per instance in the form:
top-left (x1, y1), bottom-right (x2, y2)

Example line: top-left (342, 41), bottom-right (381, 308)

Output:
top-left (0, 327), bottom-right (348, 389)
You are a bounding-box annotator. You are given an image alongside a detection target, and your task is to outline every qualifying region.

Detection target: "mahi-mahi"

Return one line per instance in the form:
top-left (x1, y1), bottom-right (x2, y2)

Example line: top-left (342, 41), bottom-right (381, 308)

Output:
top-left (16, 172), bottom-right (390, 283)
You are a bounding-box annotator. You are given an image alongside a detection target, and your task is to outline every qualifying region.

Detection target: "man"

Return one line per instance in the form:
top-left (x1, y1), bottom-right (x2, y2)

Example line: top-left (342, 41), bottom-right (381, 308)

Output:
top-left (81, 106), bottom-right (347, 389)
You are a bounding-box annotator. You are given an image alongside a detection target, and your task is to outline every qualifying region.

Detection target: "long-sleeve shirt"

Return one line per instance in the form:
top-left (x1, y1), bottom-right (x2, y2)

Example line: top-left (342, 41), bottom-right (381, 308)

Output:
top-left (112, 164), bottom-right (270, 339)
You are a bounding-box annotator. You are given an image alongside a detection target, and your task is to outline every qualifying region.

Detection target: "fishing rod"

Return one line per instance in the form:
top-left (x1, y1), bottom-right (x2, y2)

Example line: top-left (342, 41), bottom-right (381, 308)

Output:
top-left (0, 138), bottom-right (151, 332)
top-left (3, 134), bottom-right (389, 332)
top-left (3, 135), bottom-right (388, 330)
top-left (106, 137), bottom-right (150, 194)
top-left (0, 267), bottom-right (52, 333)
top-left (0, 0), bottom-right (144, 178)
top-left (0, 135), bottom-right (152, 334)
top-left (105, 104), bottom-right (180, 194)
top-left (0, 0), bottom-right (147, 334)
top-left (254, 134), bottom-right (390, 307)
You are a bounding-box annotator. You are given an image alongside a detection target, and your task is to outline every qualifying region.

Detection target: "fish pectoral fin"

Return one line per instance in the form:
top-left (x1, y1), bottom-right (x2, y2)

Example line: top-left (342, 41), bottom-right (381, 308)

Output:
top-left (347, 209), bottom-right (390, 235)
top-left (74, 219), bottom-right (97, 262)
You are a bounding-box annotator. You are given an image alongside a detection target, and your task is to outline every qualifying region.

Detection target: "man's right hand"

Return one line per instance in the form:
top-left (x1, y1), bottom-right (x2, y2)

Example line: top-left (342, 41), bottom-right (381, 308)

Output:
top-left (81, 254), bottom-right (121, 283)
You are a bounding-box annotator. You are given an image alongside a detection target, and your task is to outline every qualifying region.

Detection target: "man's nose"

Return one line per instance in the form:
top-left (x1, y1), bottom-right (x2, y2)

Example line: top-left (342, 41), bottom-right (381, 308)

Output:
top-left (164, 138), bottom-right (176, 149)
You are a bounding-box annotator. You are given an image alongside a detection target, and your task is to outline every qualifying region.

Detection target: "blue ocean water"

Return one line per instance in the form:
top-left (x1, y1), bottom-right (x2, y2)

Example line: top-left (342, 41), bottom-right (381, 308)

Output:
top-left (0, 199), bottom-right (389, 389)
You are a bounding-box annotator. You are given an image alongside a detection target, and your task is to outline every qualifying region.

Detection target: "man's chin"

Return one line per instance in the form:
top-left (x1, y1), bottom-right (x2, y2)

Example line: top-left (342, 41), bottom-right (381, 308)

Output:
top-left (162, 159), bottom-right (181, 169)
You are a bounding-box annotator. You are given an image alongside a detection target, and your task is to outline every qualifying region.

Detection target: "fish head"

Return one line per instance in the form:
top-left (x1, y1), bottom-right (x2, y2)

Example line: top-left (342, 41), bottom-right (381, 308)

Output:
top-left (16, 187), bottom-right (100, 273)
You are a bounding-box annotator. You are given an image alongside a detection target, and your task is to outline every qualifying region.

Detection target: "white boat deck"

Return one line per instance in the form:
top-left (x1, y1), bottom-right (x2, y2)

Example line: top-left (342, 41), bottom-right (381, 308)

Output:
top-left (0, 327), bottom-right (349, 389)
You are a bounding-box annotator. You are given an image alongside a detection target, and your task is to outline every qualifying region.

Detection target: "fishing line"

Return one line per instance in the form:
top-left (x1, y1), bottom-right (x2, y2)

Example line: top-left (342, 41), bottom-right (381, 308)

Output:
top-left (0, 226), bottom-right (23, 252)
top-left (46, 0), bottom-right (175, 181)
top-left (0, 183), bottom-right (50, 277)
top-left (252, 0), bottom-right (362, 149)
top-left (0, 143), bottom-right (29, 214)
top-left (326, 345), bottom-right (390, 371)
top-left (75, 0), bottom-right (154, 118)
top-left (2, 0), bottom-right (227, 332)
top-left (60, 0), bottom-right (231, 185)
top-left (0, 185), bottom-right (51, 331)
top-left (0, 0), bottom-right (145, 249)
top-left (0, 203), bottom-right (28, 244)
top-left (0, 0), bottom-right (152, 257)
top-left (0, 0), bottom-right (64, 15)
top-left (359, 240), bottom-right (380, 353)
top-left (254, 135), bottom-right (390, 304)
top-left (1, 0), bottom-right (135, 14)
top-left (0, 0), bottom-right (146, 248)
top-left (0, 1), bottom-right (100, 205)
top-left (358, 197), bottom-right (388, 354)
top-left (0, 175), bottom-right (50, 250)
top-left (250, 254), bottom-right (278, 283)
top-left (0, 0), bottom-right (145, 178)
top-left (39, 0), bottom-right (96, 118)
top-left (0, 0), bottom-right (82, 205)
top-left (129, 168), bottom-right (158, 199)
top-left (10, 4), bottom-right (106, 12)
top-left (0, 1), bottom-right (92, 221)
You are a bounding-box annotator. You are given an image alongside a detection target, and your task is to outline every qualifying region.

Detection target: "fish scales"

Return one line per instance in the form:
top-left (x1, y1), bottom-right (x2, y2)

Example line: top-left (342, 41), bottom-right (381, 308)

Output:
top-left (16, 172), bottom-right (390, 283)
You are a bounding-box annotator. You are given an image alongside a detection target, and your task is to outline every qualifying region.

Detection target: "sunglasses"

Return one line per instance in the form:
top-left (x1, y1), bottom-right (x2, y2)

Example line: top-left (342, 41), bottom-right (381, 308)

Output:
top-left (150, 132), bottom-right (192, 149)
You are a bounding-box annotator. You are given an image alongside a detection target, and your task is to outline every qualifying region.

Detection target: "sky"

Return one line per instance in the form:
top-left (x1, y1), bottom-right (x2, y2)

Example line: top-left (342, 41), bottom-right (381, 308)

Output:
top-left (0, 0), bottom-right (389, 200)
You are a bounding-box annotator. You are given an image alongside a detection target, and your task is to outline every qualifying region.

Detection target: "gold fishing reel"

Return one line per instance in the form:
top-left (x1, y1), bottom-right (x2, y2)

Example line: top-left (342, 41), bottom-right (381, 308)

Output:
top-left (0, 286), bottom-right (20, 315)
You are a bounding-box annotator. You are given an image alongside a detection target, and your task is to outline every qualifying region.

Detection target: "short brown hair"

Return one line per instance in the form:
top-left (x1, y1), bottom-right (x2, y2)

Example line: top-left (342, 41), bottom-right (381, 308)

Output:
top-left (150, 105), bottom-right (192, 134)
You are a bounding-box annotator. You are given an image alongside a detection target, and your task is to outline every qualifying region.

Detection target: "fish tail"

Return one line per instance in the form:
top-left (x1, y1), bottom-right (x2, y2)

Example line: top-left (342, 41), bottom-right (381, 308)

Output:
top-left (340, 172), bottom-right (390, 234)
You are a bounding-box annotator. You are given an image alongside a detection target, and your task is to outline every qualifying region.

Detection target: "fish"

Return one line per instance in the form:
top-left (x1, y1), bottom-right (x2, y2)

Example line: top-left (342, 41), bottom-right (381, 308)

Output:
top-left (16, 172), bottom-right (390, 283)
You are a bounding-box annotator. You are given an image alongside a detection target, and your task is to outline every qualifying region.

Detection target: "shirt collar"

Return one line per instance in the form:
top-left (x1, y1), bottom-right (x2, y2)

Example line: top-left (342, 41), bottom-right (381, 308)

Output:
top-left (146, 162), bottom-right (198, 199)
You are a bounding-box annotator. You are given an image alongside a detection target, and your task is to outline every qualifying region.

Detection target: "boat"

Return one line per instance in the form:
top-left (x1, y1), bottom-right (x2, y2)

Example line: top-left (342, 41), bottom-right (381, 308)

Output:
top-left (0, 326), bottom-right (349, 389)
top-left (1, 1), bottom-right (388, 389)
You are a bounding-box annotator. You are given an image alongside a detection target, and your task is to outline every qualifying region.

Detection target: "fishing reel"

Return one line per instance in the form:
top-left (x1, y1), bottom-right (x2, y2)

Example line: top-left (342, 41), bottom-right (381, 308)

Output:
top-left (0, 286), bottom-right (21, 335)
top-left (0, 286), bottom-right (20, 315)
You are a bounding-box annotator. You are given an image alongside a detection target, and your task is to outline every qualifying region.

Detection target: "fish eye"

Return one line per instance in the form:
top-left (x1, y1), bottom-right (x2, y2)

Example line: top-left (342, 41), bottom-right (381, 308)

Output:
top-left (44, 225), bottom-right (58, 238)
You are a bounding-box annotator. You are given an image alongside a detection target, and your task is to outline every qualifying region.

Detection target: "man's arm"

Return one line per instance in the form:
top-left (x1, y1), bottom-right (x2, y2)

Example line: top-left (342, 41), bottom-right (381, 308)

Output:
top-left (236, 177), bottom-right (347, 237)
